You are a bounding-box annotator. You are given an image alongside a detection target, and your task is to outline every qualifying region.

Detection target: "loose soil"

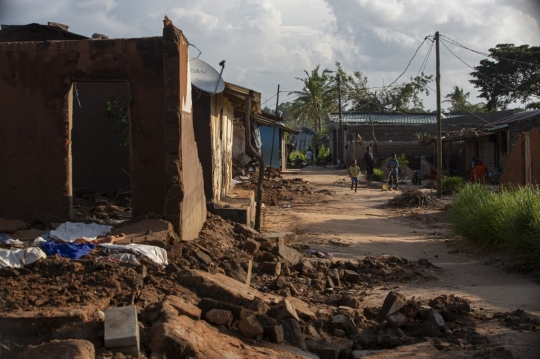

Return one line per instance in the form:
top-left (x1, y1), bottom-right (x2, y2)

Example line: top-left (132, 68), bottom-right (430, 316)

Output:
top-left (261, 168), bottom-right (540, 359)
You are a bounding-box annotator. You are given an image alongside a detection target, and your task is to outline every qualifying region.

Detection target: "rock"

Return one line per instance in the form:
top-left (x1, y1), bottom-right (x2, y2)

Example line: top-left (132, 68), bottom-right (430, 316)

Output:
top-left (243, 238), bottom-right (260, 255)
top-left (20, 339), bottom-right (95, 359)
top-left (165, 263), bottom-right (181, 276)
top-left (269, 276), bottom-right (288, 290)
top-left (380, 335), bottom-right (402, 349)
top-left (281, 318), bottom-right (307, 351)
top-left (205, 309), bottom-right (233, 326)
top-left (198, 298), bottom-right (252, 320)
top-left (264, 324), bottom-right (285, 343)
top-left (312, 279), bottom-right (326, 291)
top-left (419, 307), bottom-right (446, 327)
top-left (272, 245), bottom-right (301, 265)
top-left (234, 223), bottom-right (259, 238)
top-left (377, 291), bottom-right (407, 322)
top-left (194, 250), bottom-right (212, 266)
top-left (262, 231), bottom-right (296, 245)
top-left (328, 269), bottom-right (341, 286)
top-left (261, 251), bottom-right (275, 262)
top-left (237, 315), bottom-right (264, 339)
top-left (340, 295), bottom-right (360, 309)
top-left (261, 261), bottom-right (281, 276)
top-left (160, 295), bottom-right (202, 321)
top-left (0, 218), bottom-right (27, 233)
top-left (150, 311), bottom-right (303, 358)
top-left (343, 269), bottom-right (360, 284)
top-left (306, 339), bottom-right (337, 359)
top-left (270, 299), bottom-right (300, 321)
top-left (420, 320), bottom-right (440, 337)
top-left (334, 329), bottom-right (345, 337)
top-left (326, 277), bottom-right (335, 289)
top-left (386, 313), bottom-right (408, 329)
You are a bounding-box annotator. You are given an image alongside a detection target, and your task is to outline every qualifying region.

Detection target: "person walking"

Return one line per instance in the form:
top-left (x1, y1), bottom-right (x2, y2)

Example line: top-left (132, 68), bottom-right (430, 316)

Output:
top-left (306, 147), bottom-right (313, 166)
top-left (363, 147), bottom-right (376, 182)
top-left (386, 153), bottom-right (399, 191)
top-left (349, 159), bottom-right (360, 192)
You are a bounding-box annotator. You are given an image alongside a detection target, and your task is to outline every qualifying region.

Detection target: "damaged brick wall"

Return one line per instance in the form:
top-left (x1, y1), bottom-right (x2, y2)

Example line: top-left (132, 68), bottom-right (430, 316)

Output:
top-left (0, 37), bottom-right (167, 220)
top-left (0, 21), bottom-right (207, 240)
top-left (162, 21), bottom-right (206, 240)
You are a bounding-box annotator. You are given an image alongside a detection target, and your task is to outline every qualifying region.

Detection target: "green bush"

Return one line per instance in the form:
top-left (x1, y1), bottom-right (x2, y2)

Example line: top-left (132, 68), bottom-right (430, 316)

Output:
top-left (448, 184), bottom-right (540, 262)
top-left (442, 176), bottom-right (464, 194)
top-left (289, 150), bottom-right (306, 163)
top-left (372, 168), bottom-right (384, 182)
top-left (318, 144), bottom-right (330, 159)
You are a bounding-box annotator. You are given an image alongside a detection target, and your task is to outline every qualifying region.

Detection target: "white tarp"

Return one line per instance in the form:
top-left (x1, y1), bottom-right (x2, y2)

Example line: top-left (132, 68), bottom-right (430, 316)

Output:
top-left (0, 247), bottom-right (47, 268)
top-left (98, 243), bottom-right (168, 266)
top-left (50, 222), bottom-right (112, 242)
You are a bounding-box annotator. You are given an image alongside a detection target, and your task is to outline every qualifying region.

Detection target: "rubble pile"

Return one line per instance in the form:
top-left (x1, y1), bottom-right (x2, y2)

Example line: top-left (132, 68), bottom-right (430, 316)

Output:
top-left (0, 214), bottom-right (530, 358)
top-left (238, 176), bottom-right (334, 206)
top-left (72, 187), bottom-right (132, 222)
top-left (387, 187), bottom-right (441, 208)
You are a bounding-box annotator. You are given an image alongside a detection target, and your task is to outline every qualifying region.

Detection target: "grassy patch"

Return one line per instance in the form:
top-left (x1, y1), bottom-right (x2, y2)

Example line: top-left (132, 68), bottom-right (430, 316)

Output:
top-left (448, 184), bottom-right (540, 265)
top-left (442, 176), bottom-right (464, 194)
top-left (372, 168), bottom-right (384, 182)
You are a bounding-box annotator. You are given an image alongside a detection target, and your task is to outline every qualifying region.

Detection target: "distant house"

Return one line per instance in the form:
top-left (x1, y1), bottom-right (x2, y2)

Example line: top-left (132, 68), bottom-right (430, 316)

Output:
top-left (326, 110), bottom-right (515, 168)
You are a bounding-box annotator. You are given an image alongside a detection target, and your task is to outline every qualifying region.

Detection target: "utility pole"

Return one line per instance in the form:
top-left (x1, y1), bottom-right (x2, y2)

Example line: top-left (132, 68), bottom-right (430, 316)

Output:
top-left (435, 31), bottom-right (442, 199)
top-left (337, 73), bottom-right (343, 165)
top-left (269, 84), bottom-right (279, 168)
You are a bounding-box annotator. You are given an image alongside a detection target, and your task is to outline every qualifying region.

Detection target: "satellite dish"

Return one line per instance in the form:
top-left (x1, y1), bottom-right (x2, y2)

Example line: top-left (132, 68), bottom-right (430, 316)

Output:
top-left (190, 58), bottom-right (225, 94)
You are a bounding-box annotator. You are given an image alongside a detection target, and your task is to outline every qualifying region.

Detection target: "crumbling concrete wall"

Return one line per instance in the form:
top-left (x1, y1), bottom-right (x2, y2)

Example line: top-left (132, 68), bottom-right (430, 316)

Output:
top-left (501, 129), bottom-right (540, 186)
top-left (162, 21), bottom-right (206, 240)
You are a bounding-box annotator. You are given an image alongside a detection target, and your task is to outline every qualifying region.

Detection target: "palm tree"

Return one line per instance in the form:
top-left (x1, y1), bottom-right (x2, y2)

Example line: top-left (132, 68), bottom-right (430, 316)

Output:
top-left (289, 66), bottom-right (335, 132)
top-left (444, 86), bottom-right (470, 112)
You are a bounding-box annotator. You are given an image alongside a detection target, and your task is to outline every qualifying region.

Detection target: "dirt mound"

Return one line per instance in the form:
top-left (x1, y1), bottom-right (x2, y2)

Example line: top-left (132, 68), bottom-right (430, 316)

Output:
top-left (387, 187), bottom-right (441, 208)
top-left (494, 309), bottom-right (540, 331)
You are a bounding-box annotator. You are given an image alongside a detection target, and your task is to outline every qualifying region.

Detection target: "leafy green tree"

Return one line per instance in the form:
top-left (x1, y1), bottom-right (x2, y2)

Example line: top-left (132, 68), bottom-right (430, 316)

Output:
top-left (469, 44), bottom-right (540, 111)
top-left (289, 66), bottom-right (336, 131)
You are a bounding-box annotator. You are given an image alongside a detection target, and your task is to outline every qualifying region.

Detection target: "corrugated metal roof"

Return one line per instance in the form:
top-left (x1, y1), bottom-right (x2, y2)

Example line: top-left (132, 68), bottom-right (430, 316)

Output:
top-left (330, 112), bottom-right (463, 124)
top-left (487, 110), bottom-right (540, 126)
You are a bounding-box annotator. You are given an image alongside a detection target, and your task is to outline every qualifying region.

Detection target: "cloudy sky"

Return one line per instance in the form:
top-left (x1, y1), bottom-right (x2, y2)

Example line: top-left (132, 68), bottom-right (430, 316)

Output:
top-left (1, 0), bottom-right (539, 111)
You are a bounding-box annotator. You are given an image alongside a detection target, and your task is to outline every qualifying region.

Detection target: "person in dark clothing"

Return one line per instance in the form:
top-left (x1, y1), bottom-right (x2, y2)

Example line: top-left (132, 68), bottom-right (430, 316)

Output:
top-left (363, 147), bottom-right (376, 182)
top-left (386, 153), bottom-right (399, 191)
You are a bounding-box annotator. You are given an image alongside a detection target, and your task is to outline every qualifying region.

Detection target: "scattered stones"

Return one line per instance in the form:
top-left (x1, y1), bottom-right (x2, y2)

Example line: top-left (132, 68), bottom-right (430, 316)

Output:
top-left (20, 339), bottom-right (95, 359)
top-left (194, 250), bottom-right (212, 266)
top-left (343, 269), bottom-right (360, 284)
top-left (386, 313), bottom-right (408, 329)
top-left (281, 318), bottom-right (307, 351)
top-left (261, 261), bottom-right (281, 276)
top-left (242, 238), bottom-right (260, 255)
top-left (269, 299), bottom-right (300, 321)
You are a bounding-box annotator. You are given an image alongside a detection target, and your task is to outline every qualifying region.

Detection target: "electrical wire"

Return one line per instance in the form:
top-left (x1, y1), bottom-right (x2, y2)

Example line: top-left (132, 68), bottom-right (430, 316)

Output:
top-left (440, 34), bottom-right (540, 67)
top-left (417, 39), bottom-right (434, 77)
top-left (188, 43), bottom-right (202, 61)
top-left (440, 39), bottom-right (540, 99)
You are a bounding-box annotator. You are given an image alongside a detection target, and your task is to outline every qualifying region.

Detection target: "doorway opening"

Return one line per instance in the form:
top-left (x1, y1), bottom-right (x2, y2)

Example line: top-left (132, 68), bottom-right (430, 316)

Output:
top-left (70, 81), bottom-right (132, 221)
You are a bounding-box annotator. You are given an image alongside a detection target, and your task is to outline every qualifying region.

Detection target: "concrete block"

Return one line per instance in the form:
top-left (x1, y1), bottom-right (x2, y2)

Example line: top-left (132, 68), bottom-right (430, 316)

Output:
top-left (104, 306), bottom-right (140, 351)
top-left (262, 231), bottom-right (296, 245)
top-left (271, 245), bottom-right (301, 265)
top-left (377, 291), bottom-right (406, 322)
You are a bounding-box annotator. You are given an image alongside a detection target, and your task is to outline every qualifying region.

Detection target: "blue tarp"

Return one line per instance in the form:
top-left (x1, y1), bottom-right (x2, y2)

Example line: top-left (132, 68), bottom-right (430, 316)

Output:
top-left (40, 242), bottom-right (96, 260)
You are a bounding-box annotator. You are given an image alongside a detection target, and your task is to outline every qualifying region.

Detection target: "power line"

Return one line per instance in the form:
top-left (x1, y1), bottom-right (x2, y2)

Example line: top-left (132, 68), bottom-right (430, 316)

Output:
top-left (440, 39), bottom-right (540, 99)
top-left (417, 39), bottom-right (434, 77)
top-left (440, 35), bottom-right (540, 67)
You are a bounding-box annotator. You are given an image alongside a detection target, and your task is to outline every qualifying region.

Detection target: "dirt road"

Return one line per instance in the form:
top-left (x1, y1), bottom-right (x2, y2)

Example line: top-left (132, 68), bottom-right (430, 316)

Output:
top-left (262, 168), bottom-right (540, 358)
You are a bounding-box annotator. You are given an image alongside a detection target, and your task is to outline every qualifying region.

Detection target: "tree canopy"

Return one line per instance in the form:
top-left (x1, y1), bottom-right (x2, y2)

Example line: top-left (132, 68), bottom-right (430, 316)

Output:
top-left (443, 85), bottom-right (487, 113)
top-left (469, 44), bottom-right (540, 111)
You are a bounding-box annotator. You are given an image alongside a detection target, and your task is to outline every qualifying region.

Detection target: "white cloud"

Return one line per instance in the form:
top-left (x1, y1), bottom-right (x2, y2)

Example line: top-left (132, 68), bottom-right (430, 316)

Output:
top-left (0, 0), bottom-right (539, 109)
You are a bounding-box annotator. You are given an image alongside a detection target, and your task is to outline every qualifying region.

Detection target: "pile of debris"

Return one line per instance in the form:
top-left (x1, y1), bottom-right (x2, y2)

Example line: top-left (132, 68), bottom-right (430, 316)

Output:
top-left (72, 187), bottom-right (132, 223)
top-left (0, 214), bottom-right (532, 358)
top-left (237, 176), bottom-right (333, 206)
top-left (387, 187), bottom-right (441, 208)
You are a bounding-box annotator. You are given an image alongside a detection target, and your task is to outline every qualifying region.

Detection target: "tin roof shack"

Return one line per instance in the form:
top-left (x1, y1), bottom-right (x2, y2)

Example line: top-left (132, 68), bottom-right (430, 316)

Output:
top-left (257, 112), bottom-right (299, 171)
top-left (0, 18), bottom-right (207, 240)
top-left (328, 110), bottom-right (515, 169)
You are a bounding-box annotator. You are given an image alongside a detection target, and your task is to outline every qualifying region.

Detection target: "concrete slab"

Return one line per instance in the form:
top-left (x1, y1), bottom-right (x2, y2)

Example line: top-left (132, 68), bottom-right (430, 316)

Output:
top-left (104, 306), bottom-right (140, 352)
top-left (111, 219), bottom-right (176, 245)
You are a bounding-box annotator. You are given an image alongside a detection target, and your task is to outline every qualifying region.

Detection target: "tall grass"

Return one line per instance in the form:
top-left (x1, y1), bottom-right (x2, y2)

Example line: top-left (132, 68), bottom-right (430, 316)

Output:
top-left (442, 176), bottom-right (464, 194)
top-left (448, 184), bottom-right (540, 262)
